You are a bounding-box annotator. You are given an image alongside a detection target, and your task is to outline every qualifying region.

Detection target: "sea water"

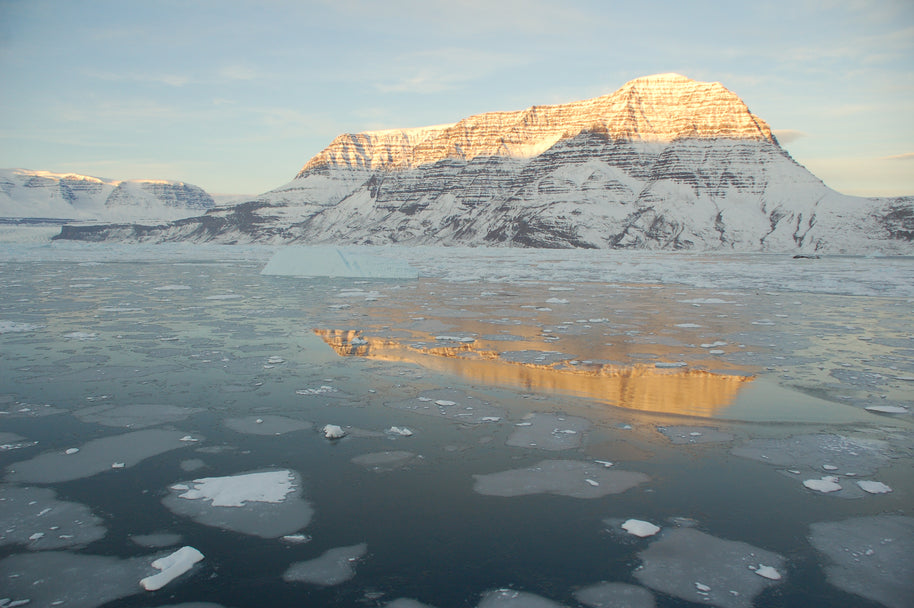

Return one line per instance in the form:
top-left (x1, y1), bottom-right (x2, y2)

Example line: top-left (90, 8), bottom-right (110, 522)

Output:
top-left (0, 243), bottom-right (912, 608)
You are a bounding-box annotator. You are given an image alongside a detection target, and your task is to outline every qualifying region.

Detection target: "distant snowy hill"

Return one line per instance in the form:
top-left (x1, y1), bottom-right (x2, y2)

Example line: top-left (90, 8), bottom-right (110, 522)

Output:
top-left (1, 169), bottom-right (215, 221)
top-left (54, 74), bottom-right (913, 253)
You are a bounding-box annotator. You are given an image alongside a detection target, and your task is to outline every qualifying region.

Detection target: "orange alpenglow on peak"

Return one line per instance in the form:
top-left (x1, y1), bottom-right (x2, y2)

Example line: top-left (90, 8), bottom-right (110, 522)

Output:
top-left (298, 74), bottom-right (774, 175)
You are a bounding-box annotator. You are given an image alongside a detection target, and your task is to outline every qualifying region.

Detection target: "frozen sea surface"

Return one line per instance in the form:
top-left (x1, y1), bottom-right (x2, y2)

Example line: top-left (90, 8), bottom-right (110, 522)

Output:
top-left (0, 243), bottom-right (912, 607)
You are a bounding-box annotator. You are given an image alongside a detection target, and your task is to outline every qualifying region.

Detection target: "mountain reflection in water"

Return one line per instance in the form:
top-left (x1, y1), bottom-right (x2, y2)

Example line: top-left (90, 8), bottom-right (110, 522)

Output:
top-left (313, 329), bottom-right (754, 417)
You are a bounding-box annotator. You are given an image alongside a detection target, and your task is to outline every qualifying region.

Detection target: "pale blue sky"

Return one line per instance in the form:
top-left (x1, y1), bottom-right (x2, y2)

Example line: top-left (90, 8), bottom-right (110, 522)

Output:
top-left (1, 0), bottom-right (911, 196)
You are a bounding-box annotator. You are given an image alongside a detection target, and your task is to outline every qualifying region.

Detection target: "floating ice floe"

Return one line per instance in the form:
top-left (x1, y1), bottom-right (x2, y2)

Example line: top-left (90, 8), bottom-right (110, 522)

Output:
top-left (225, 414), bottom-right (312, 436)
top-left (0, 550), bottom-right (158, 608)
top-left (477, 589), bottom-right (567, 608)
top-left (152, 284), bottom-right (191, 291)
top-left (386, 426), bottom-right (414, 436)
top-left (352, 451), bottom-right (417, 472)
top-left (473, 460), bottom-right (649, 499)
top-left (634, 528), bottom-right (785, 608)
top-left (322, 424), bottom-right (347, 439)
top-left (506, 413), bottom-right (591, 451)
top-left (803, 476), bottom-right (843, 493)
top-left (865, 404), bottom-right (909, 414)
top-left (622, 519), bottom-right (661, 538)
top-left (282, 543), bottom-right (368, 586)
top-left (162, 469), bottom-right (313, 538)
top-left (657, 426), bottom-right (734, 445)
top-left (139, 546), bottom-right (204, 591)
top-left (574, 582), bottom-right (656, 608)
top-left (5, 429), bottom-right (193, 483)
top-left (809, 515), bottom-right (914, 608)
top-left (74, 403), bottom-right (202, 428)
top-left (0, 486), bottom-right (106, 550)
top-left (856, 480), bottom-right (892, 494)
top-left (0, 431), bottom-right (36, 451)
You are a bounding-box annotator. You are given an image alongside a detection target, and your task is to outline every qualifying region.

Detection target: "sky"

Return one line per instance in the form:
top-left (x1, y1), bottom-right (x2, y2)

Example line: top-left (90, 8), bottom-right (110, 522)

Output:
top-left (0, 0), bottom-right (911, 197)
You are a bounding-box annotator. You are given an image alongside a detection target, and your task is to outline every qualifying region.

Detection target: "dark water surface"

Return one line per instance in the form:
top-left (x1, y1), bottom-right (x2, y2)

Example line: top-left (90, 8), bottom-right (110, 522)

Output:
top-left (0, 254), bottom-right (911, 608)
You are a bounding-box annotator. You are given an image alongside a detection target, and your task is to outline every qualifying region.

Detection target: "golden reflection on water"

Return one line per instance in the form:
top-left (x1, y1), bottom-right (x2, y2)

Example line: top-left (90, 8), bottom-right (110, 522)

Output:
top-left (313, 329), bottom-right (754, 417)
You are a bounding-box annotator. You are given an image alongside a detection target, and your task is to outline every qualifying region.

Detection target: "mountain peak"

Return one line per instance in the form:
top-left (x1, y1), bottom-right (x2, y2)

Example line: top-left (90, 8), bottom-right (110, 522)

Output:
top-left (297, 74), bottom-right (774, 176)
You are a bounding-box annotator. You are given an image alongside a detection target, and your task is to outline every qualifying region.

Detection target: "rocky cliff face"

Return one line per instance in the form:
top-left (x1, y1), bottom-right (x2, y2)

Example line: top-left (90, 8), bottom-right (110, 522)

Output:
top-left (53, 74), bottom-right (913, 253)
top-left (0, 169), bottom-right (215, 220)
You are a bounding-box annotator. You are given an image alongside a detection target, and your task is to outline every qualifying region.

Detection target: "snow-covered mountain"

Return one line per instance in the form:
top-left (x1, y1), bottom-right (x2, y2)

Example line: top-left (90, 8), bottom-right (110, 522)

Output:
top-left (54, 74), bottom-right (913, 252)
top-left (0, 169), bottom-right (215, 221)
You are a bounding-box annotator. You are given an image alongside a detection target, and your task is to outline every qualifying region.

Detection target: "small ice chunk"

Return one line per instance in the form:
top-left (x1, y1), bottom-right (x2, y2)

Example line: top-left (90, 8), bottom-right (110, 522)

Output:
top-left (695, 582), bottom-right (711, 592)
top-left (622, 519), bottom-right (661, 538)
top-left (434, 400), bottom-right (457, 407)
top-left (281, 534), bottom-right (312, 544)
top-left (65, 448), bottom-right (79, 455)
top-left (282, 543), bottom-right (368, 586)
top-left (506, 413), bottom-right (590, 451)
top-left (111, 462), bottom-right (125, 469)
top-left (856, 480), bottom-right (892, 494)
top-left (803, 476), bottom-right (842, 493)
top-left (822, 464), bottom-right (838, 471)
top-left (754, 565), bottom-right (782, 580)
top-left (322, 424), bottom-right (347, 439)
top-left (387, 426), bottom-right (414, 436)
top-left (655, 361), bottom-right (687, 368)
top-left (225, 415), bottom-right (312, 436)
top-left (139, 546), bottom-right (204, 591)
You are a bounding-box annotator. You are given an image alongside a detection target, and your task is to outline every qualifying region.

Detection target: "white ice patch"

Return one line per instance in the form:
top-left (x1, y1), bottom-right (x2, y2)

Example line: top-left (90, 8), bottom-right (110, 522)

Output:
top-left (754, 565), bottom-right (782, 580)
top-left (162, 469), bottom-right (313, 538)
top-left (635, 528), bottom-right (785, 608)
top-left (262, 246), bottom-right (418, 279)
top-left (152, 284), bottom-right (191, 291)
top-left (809, 515), bottom-right (914, 608)
top-left (803, 476), bottom-right (842, 493)
top-left (139, 545), bottom-right (203, 591)
top-left (473, 460), bottom-right (649, 499)
top-left (322, 424), bottom-right (347, 439)
top-left (63, 331), bottom-right (97, 340)
top-left (856, 480), bottom-right (892, 494)
top-left (5, 429), bottom-right (192, 483)
top-left (865, 404), bottom-right (909, 414)
top-left (622, 519), bottom-right (660, 538)
top-left (174, 470), bottom-right (295, 507)
top-left (386, 426), bottom-right (414, 436)
top-left (505, 413), bottom-right (591, 451)
top-left (574, 582), bottom-right (656, 608)
top-left (282, 543), bottom-right (368, 586)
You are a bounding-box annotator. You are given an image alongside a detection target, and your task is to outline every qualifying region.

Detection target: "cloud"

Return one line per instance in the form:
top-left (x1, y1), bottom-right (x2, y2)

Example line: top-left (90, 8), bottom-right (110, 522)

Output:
top-left (374, 48), bottom-right (524, 95)
top-left (87, 70), bottom-right (191, 87)
top-left (880, 152), bottom-right (914, 161)
top-left (772, 129), bottom-right (807, 144)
